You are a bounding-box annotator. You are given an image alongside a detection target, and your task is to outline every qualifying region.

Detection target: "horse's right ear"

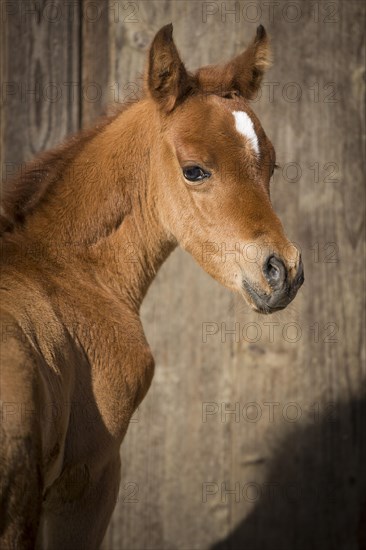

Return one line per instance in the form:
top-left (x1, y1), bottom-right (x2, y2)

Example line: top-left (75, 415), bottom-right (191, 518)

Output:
top-left (196, 25), bottom-right (271, 100)
top-left (146, 24), bottom-right (193, 113)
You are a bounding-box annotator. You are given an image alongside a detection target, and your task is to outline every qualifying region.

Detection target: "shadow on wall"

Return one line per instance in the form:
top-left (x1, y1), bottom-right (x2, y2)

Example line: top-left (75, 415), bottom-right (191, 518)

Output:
top-left (212, 396), bottom-right (366, 550)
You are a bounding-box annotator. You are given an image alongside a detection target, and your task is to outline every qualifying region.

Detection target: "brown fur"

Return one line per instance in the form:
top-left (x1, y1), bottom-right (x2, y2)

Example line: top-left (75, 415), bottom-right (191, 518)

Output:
top-left (0, 25), bottom-right (303, 548)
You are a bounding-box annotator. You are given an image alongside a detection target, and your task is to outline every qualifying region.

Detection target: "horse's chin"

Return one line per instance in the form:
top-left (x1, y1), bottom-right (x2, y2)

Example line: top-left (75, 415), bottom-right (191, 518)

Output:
top-left (239, 279), bottom-right (277, 315)
top-left (239, 280), bottom-right (295, 315)
top-left (241, 293), bottom-right (273, 315)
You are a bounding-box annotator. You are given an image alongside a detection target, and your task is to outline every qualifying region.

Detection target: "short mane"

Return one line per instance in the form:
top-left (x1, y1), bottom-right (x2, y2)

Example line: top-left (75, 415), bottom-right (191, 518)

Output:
top-left (0, 104), bottom-right (135, 238)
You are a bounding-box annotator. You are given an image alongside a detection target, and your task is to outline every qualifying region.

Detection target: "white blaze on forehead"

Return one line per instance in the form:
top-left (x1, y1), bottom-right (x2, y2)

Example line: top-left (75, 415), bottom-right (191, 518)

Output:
top-left (232, 110), bottom-right (260, 156)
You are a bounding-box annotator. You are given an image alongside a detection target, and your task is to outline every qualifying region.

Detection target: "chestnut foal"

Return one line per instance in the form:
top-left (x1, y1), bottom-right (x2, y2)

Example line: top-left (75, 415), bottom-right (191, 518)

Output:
top-left (0, 24), bottom-right (303, 549)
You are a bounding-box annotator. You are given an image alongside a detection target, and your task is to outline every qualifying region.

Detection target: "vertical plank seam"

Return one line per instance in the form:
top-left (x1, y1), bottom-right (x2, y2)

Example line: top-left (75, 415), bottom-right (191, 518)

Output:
top-left (0, 7), bottom-right (7, 181)
top-left (78, 0), bottom-right (83, 130)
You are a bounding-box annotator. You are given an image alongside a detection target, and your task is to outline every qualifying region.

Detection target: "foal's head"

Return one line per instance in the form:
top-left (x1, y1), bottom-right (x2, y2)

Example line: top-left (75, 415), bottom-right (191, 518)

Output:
top-left (145, 24), bottom-right (303, 314)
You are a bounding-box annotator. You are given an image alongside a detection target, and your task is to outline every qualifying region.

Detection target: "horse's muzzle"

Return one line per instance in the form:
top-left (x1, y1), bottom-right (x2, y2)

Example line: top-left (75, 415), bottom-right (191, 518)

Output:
top-left (243, 256), bottom-right (304, 314)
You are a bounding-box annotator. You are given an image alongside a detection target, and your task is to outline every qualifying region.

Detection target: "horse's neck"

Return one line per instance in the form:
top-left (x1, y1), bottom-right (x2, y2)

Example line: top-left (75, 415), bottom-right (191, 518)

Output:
top-left (88, 210), bottom-right (176, 310)
top-left (24, 100), bottom-right (176, 310)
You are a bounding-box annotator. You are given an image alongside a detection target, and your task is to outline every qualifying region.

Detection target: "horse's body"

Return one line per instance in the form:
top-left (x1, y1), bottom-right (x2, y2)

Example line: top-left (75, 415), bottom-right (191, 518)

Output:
top-left (0, 25), bottom-right (303, 548)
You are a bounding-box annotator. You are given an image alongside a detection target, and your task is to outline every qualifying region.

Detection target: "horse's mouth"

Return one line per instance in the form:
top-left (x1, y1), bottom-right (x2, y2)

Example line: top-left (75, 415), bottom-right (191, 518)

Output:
top-left (241, 278), bottom-right (295, 315)
top-left (241, 279), bottom-right (272, 314)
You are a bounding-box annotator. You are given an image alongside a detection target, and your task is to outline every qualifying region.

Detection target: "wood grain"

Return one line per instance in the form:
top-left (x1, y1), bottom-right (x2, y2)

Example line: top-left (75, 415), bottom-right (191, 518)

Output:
top-left (81, 0), bottom-right (110, 127)
top-left (0, 0), bottom-right (81, 178)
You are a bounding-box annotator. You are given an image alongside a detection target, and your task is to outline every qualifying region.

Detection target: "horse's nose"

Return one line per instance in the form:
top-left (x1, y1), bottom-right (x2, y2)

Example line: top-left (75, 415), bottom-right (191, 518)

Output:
top-left (263, 255), bottom-right (287, 289)
top-left (256, 254), bottom-right (304, 312)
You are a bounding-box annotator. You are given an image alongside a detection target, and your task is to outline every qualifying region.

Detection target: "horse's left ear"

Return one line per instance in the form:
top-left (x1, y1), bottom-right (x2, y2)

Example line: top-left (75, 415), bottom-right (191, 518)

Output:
top-left (146, 23), bottom-right (194, 112)
top-left (196, 25), bottom-right (271, 99)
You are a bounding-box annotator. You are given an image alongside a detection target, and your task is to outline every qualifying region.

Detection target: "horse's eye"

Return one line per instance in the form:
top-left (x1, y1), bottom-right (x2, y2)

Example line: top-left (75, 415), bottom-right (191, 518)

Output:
top-left (271, 163), bottom-right (279, 177)
top-left (183, 166), bottom-right (211, 184)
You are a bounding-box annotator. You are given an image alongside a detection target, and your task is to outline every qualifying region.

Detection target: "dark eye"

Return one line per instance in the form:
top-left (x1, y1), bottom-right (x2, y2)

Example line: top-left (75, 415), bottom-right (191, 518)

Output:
top-left (271, 163), bottom-right (279, 176)
top-left (183, 165), bottom-right (211, 184)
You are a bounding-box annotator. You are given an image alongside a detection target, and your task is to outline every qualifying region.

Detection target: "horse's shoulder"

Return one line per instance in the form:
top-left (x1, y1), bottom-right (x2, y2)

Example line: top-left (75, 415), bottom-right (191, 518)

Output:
top-left (0, 307), bottom-right (43, 408)
top-left (0, 307), bottom-right (27, 346)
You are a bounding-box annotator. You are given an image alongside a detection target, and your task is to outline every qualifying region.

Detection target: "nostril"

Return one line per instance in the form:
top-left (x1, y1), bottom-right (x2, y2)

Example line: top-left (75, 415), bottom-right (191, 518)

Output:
top-left (263, 255), bottom-right (286, 288)
top-left (268, 261), bottom-right (280, 282)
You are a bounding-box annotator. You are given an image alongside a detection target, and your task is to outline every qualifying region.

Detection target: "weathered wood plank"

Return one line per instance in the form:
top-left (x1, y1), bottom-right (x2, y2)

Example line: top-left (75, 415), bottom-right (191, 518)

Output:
top-left (0, 0), bottom-right (81, 182)
top-left (81, 0), bottom-right (110, 127)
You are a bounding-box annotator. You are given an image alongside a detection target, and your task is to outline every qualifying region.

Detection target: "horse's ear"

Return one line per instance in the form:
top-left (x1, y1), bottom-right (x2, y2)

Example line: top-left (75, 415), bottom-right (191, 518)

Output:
top-left (196, 25), bottom-right (271, 99)
top-left (146, 24), bottom-right (193, 112)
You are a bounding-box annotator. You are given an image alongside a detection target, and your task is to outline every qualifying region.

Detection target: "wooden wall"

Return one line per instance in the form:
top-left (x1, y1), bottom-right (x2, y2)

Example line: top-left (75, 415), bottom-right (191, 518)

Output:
top-left (1, 1), bottom-right (365, 549)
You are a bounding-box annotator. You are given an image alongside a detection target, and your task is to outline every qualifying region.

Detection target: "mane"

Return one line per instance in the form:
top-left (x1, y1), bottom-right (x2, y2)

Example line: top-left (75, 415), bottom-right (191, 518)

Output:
top-left (0, 102), bottom-right (136, 238)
